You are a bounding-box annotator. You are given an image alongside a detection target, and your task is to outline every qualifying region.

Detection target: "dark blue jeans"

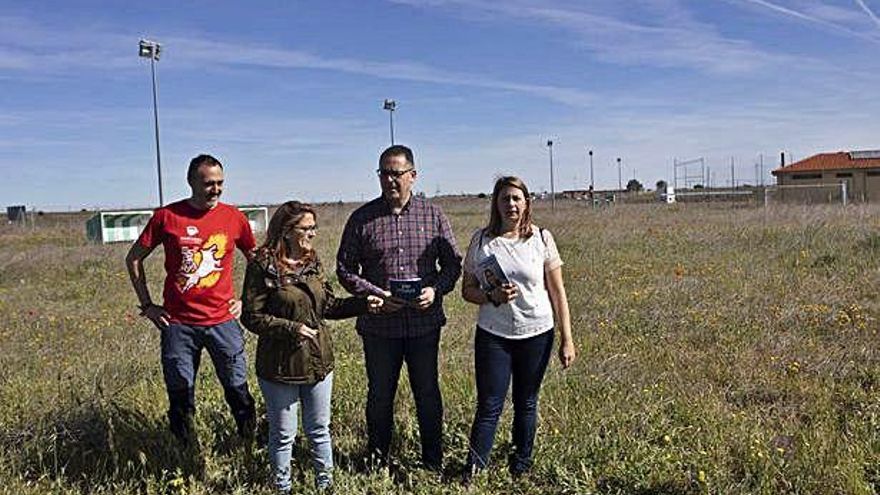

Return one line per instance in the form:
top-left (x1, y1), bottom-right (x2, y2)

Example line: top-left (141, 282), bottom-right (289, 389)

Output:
top-left (361, 331), bottom-right (443, 468)
top-left (466, 327), bottom-right (554, 474)
top-left (160, 319), bottom-right (255, 441)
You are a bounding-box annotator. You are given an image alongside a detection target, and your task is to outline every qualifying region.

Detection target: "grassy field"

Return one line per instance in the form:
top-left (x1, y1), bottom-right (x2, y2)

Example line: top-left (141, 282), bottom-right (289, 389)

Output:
top-left (1, 199), bottom-right (878, 494)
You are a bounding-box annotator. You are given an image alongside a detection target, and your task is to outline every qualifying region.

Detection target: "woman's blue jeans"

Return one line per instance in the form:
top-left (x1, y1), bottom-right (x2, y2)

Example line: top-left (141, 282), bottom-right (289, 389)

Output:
top-left (466, 327), bottom-right (554, 474)
top-left (259, 374), bottom-right (334, 492)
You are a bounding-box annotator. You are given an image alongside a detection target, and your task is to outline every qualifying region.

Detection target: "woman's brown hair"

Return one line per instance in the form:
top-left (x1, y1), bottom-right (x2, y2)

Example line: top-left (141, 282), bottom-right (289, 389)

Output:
top-left (487, 176), bottom-right (533, 238)
top-left (259, 201), bottom-right (317, 267)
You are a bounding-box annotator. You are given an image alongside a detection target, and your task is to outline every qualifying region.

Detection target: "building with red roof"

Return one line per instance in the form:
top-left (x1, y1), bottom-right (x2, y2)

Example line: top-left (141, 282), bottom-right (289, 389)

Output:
top-left (772, 150), bottom-right (880, 202)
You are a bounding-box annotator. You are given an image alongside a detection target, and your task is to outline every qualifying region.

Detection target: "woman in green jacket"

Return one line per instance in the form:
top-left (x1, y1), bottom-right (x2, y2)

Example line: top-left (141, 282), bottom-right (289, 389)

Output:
top-left (241, 201), bottom-right (382, 492)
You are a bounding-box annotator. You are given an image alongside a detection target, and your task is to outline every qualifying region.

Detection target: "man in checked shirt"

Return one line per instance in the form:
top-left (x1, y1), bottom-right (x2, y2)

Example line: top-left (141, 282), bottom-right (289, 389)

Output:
top-left (336, 144), bottom-right (462, 471)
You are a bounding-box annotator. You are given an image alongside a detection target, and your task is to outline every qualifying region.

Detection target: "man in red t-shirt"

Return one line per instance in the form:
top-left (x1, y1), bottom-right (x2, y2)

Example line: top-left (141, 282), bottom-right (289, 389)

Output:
top-left (126, 154), bottom-right (256, 445)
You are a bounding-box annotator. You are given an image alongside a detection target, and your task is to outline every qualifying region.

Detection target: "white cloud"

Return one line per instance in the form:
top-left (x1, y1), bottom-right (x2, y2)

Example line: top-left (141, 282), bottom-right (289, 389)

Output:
top-left (740, 0), bottom-right (880, 42)
top-left (854, 0), bottom-right (880, 29)
top-left (0, 17), bottom-right (597, 108)
top-left (390, 0), bottom-right (814, 75)
top-left (161, 36), bottom-right (598, 107)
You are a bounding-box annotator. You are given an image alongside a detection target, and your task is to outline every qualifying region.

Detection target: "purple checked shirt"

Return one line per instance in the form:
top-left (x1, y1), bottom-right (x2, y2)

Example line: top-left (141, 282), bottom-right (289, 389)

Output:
top-left (336, 195), bottom-right (463, 338)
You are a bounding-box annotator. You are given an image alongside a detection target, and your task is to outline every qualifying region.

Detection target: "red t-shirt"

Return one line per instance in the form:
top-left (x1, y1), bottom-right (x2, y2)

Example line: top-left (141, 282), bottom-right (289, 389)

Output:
top-left (138, 200), bottom-right (256, 325)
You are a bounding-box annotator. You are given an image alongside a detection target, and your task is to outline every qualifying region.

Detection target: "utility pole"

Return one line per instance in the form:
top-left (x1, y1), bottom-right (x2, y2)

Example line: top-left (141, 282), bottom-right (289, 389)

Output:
top-left (138, 39), bottom-right (164, 206)
top-left (547, 140), bottom-right (556, 211)
top-left (673, 158), bottom-right (678, 189)
top-left (760, 153), bottom-right (764, 186)
top-left (616, 157), bottom-right (622, 191)
top-left (588, 149), bottom-right (594, 191)
top-left (730, 157), bottom-right (735, 189)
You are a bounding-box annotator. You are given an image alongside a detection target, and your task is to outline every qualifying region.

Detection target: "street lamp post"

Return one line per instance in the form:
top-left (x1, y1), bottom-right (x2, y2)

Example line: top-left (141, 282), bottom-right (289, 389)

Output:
top-left (383, 99), bottom-right (396, 145)
top-left (588, 149), bottom-right (594, 190)
top-left (139, 39), bottom-right (164, 207)
top-left (547, 140), bottom-right (556, 212)
top-left (616, 157), bottom-right (622, 191)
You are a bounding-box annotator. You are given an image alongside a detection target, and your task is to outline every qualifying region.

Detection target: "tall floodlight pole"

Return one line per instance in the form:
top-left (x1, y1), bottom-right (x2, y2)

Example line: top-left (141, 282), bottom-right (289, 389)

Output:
top-left (760, 153), bottom-right (764, 187)
top-left (588, 149), bottom-right (594, 191)
top-left (730, 156), bottom-right (736, 188)
top-left (139, 39), bottom-right (164, 207)
top-left (547, 140), bottom-right (556, 211)
top-left (616, 157), bottom-right (622, 191)
top-left (383, 99), bottom-right (397, 145)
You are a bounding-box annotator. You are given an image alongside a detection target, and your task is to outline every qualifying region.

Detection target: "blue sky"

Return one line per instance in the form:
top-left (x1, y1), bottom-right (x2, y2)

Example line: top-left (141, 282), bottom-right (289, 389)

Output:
top-left (2, 0), bottom-right (880, 210)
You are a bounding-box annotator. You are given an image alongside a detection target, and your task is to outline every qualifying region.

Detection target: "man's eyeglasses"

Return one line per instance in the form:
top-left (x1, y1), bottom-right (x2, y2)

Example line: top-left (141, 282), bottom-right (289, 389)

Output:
top-left (377, 168), bottom-right (414, 179)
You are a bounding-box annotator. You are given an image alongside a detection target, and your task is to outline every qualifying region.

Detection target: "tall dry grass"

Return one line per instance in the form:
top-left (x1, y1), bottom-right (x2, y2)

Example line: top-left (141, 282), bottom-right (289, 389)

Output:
top-left (0, 200), bottom-right (878, 494)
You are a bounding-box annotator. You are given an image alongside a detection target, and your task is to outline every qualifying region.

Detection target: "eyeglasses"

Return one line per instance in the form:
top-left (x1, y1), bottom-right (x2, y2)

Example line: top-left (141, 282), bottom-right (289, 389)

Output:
top-left (291, 225), bottom-right (318, 234)
top-left (377, 168), bottom-right (414, 179)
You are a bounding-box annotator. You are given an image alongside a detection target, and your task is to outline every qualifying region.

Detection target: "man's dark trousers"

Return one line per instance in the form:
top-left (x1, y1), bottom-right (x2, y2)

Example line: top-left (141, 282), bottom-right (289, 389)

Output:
top-left (361, 331), bottom-right (443, 468)
top-left (161, 319), bottom-right (256, 441)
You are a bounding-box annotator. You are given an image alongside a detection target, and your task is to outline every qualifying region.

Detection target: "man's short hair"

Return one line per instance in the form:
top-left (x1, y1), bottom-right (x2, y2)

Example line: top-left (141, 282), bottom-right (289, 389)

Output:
top-left (379, 145), bottom-right (415, 168)
top-left (187, 154), bottom-right (224, 182)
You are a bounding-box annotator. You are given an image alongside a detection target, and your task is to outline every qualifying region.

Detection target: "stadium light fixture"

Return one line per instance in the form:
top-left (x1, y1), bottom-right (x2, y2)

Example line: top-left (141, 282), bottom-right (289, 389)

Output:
top-left (383, 99), bottom-right (397, 145)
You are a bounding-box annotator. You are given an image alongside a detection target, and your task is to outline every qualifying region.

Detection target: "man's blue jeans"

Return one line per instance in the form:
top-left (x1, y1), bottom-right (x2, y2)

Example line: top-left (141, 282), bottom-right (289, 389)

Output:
top-left (160, 319), bottom-right (255, 441)
top-left (259, 375), bottom-right (334, 492)
top-left (361, 331), bottom-right (443, 468)
top-left (466, 327), bottom-right (554, 474)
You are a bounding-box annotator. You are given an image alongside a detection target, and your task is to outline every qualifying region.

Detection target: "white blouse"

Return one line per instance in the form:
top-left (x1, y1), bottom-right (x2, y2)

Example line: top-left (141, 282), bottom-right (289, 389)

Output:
top-left (463, 225), bottom-right (563, 339)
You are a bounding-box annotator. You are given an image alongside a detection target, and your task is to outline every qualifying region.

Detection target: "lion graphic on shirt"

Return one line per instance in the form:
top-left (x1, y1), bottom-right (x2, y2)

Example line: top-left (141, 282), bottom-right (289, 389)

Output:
top-left (178, 234), bottom-right (228, 292)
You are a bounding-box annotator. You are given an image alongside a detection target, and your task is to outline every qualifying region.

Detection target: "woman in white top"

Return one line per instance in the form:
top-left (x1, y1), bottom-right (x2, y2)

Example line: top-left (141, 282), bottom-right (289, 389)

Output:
top-left (461, 176), bottom-right (576, 478)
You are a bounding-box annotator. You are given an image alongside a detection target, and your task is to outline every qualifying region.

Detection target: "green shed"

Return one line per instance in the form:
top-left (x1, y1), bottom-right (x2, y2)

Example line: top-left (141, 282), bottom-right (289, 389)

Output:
top-left (86, 210), bottom-right (154, 243)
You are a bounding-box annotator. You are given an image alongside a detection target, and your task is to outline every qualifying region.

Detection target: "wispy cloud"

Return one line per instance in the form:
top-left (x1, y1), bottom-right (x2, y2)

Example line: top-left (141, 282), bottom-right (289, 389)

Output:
top-left (0, 15), bottom-right (596, 108)
top-left (743, 0), bottom-right (822, 22)
top-left (855, 0), bottom-right (880, 29)
top-left (391, 0), bottom-right (811, 75)
top-left (741, 0), bottom-right (880, 42)
top-left (165, 36), bottom-right (597, 107)
top-left (0, 16), bottom-right (136, 73)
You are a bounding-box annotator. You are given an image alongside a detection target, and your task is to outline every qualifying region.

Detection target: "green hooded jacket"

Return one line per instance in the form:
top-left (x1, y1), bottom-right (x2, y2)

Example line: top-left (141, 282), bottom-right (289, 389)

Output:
top-left (241, 252), bottom-right (367, 385)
